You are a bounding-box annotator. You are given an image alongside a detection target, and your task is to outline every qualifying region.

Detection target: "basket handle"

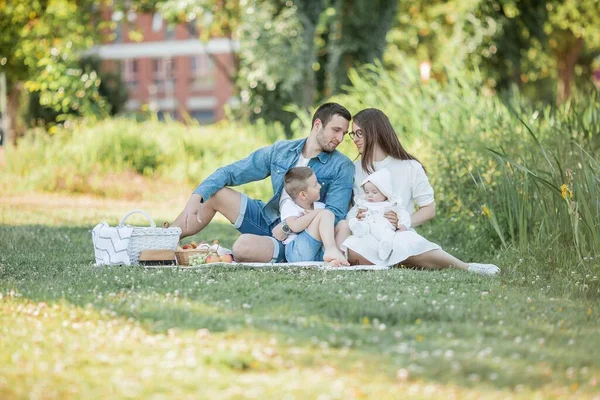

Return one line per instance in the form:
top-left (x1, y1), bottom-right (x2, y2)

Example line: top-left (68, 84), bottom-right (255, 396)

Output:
top-left (119, 210), bottom-right (156, 228)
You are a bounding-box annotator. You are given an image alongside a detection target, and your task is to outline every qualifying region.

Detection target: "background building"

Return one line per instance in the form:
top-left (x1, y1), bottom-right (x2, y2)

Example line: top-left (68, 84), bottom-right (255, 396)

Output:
top-left (91, 12), bottom-right (238, 123)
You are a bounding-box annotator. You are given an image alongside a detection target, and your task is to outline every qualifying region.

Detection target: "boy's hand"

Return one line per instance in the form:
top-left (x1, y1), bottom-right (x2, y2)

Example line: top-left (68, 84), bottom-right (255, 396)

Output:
top-left (397, 224), bottom-right (408, 232)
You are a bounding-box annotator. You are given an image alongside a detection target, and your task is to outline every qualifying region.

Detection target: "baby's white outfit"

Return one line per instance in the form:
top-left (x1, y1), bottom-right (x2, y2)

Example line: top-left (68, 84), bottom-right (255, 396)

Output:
top-left (348, 169), bottom-right (412, 260)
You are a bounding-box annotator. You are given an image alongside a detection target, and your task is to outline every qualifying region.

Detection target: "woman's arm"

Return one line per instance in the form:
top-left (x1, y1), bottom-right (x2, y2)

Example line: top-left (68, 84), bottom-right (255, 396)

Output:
top-left (410, 202), bottom-right (436, 227)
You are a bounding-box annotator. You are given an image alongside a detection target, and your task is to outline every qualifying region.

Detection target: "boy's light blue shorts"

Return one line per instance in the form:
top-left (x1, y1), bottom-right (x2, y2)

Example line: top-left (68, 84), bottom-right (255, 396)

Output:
top-left (285, 231), bottom-right (325, 263)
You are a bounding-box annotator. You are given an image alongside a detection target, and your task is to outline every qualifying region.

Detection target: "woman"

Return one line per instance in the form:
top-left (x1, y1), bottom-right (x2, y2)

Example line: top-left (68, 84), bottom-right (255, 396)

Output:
top-left (336, 108), bottom-right (499, 275)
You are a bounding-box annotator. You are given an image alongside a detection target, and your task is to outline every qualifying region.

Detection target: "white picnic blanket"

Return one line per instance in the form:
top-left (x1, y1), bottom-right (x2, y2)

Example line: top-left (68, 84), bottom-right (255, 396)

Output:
top-left (145, 261), bottom-right (390, 271)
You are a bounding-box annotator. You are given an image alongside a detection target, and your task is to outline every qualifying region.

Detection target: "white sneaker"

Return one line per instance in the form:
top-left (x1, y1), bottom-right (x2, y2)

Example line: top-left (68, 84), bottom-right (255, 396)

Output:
top-left (468, 263), bottom-right (500, 276)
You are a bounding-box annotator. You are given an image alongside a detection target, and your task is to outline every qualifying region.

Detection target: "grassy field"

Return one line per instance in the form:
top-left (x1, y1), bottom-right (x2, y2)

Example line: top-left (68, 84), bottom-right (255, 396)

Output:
top-left (1, 193), bottom-right (599, 399)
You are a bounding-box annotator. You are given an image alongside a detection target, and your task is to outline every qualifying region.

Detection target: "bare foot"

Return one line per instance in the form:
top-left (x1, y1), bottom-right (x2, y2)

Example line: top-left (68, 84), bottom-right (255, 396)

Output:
top-left (323, 248), bottom-right (350, 266)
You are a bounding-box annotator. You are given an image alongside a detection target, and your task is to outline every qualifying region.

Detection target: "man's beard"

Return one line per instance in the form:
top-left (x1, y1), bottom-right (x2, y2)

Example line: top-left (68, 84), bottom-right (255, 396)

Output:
top-left (317, 128), bottom-right (336, 153)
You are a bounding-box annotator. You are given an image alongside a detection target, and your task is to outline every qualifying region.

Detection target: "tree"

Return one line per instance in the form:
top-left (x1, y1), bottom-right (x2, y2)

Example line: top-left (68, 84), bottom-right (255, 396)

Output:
top-left (326, 0), bottom-right (398, 95)
top-left (0, 0), bottom-right (111, 140)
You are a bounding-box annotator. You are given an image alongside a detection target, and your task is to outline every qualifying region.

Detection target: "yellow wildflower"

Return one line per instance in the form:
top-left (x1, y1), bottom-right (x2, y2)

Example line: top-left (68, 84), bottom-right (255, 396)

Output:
top-left (560, 184), bottom-right (573, 199)
top-left (482, 205), bottom-right (491, 218)
top-left (362, 317), bottom-right (370, 325)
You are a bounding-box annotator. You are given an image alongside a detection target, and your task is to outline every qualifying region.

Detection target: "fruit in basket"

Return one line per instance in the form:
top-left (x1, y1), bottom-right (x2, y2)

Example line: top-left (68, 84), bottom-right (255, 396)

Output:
top-left (219, 254), bottom-right (234, 263)
top-left (182, 244), bottom-right (193, 250)
top-left (189, 253), bottom-right (208, 266)
top-left (206, 254), bottom-right (221, 264)
top-left (190, 241), bottom-right (198, 249)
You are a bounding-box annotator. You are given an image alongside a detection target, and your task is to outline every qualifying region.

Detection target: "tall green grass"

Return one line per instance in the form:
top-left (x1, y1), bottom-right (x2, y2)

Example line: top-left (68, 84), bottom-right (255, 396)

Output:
top-left (332, 61), bottom-right (599, 285)
top-left (3, 117), bottom-right (285, 199)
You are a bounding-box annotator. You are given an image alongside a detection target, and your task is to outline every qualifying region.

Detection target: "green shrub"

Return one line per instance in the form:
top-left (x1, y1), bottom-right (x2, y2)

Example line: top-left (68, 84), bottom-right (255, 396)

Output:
top-left (2, 117), bottom-right (286, 200)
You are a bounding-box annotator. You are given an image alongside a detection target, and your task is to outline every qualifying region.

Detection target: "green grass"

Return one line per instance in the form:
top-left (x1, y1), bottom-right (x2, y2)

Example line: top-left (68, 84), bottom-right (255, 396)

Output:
top-left (1, 195), bottom-right (599, 399)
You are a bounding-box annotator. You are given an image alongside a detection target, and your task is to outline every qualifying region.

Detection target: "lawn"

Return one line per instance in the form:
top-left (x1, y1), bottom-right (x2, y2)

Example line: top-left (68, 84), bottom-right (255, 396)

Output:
top-left (1, 193), bottom-right (598, 399)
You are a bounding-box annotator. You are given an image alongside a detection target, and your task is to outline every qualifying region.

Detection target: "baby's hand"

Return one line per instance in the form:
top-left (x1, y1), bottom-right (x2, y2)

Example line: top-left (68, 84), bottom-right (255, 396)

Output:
top-left (356, 208), bottom-right (367, 221)
top-left (397, 224), bottom-right (408, 232)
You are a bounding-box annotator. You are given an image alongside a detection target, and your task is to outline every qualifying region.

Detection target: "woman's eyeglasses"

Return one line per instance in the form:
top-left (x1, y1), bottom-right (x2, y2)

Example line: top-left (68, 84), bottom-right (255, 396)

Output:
top-left (348, 130), bottom-right (363, 140)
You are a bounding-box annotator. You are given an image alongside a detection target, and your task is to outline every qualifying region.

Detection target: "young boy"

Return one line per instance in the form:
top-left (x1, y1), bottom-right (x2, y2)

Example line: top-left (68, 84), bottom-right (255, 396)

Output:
top-left (348, 168), bottom-right (412, 260)
top-left (280, 167), bottom-right (349, 265)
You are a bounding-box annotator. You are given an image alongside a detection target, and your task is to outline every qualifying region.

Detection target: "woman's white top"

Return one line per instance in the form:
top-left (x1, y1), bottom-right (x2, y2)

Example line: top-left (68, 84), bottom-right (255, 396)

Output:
top-left (343, 157), bottom-right (439, 266)
top-left (353, 157), bottom-right (434, 214)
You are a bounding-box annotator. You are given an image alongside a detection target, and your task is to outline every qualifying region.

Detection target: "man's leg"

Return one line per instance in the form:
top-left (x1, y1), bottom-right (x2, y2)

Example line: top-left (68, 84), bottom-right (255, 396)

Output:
top-left (304, 210), bottom-right (349, 265)
top-left (232, 234), bottom-right (280, 263)
top-left (170, 188), bottom-right (242, 238)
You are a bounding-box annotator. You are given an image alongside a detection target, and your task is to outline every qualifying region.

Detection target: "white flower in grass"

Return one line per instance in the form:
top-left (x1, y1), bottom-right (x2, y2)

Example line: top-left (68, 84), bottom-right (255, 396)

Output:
top-left (396, 368), bottom-right (409, 381)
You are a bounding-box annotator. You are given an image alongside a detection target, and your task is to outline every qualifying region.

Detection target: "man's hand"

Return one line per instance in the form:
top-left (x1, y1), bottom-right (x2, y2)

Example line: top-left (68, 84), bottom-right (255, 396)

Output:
top-left (383, 210), bottom-right (399, 228)
top-left (183, 193), bottom-right (203, 232)
top-left (397, 224), bottom-right (408, 232)
top-left (272, 222), bottom-right (288, 241)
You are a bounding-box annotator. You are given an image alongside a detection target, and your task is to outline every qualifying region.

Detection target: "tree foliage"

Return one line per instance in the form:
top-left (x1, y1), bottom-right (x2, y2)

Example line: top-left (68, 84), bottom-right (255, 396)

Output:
top-left (386, 0), bottom-right (600, 103)
top-left (0, 0), bottom-right (110, 120)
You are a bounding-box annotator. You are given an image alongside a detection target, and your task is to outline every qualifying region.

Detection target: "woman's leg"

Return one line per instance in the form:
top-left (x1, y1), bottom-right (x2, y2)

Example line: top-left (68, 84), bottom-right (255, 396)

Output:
top-left (305, 210), bottom-right (349, 265)
top-left (347, 249), bottom-right (373, 265)
top-left (334, 220), bottom-right (351, 250)
top-left (403, 249), bottom-right (469, 271)
top-left (335, 220), bottom-right (375, 266)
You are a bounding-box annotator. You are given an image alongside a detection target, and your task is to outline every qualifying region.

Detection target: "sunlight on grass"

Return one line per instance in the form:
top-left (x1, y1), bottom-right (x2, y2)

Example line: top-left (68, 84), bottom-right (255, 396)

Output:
top-left (0, 296), bottom-right (555, 400)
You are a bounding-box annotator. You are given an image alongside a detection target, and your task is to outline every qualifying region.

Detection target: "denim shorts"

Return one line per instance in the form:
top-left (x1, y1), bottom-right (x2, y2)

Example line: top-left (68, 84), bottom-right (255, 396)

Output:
top-left (285, 230), bottom-right (325, 263)
top-left (233, 194), bottom-right (285, 263)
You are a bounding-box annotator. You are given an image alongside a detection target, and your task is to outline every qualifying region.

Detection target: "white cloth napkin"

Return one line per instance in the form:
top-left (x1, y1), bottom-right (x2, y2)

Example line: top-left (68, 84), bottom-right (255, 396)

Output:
top-left (92, 222), bottom-right (134, 266)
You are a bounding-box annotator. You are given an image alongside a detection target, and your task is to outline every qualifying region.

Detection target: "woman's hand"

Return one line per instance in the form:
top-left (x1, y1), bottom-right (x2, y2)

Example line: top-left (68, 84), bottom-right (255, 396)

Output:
top-left (384, 210), bottom-right (399, 228)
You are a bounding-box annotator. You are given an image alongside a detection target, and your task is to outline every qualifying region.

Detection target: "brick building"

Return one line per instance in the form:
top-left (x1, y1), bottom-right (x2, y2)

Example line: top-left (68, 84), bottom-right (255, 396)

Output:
top-left (90, 12), bottom-right (238, 123)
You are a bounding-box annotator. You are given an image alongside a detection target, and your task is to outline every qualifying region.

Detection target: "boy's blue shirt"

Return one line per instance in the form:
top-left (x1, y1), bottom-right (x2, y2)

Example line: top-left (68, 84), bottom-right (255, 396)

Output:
top-left (194, 138), bottom-right (354, 226)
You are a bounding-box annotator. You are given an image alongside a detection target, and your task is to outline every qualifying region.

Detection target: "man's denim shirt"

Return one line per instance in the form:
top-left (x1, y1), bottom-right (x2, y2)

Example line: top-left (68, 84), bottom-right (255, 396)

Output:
top-left (194, 138), bottom-right (355, 227)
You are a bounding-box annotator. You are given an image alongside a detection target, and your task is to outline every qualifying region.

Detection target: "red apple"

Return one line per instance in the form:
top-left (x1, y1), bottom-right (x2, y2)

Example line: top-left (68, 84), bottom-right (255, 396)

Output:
top-left (205, 254), bottom-right (221, 263)
top-left (182, 244), bottom-right (193, 250)
top-left (219, 254), bottom-right (234, 263)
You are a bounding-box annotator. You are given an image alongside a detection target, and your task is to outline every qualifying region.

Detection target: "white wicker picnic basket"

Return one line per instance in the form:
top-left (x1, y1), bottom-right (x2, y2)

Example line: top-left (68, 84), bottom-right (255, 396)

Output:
top-left (120, 210), bottom-right (181, 264)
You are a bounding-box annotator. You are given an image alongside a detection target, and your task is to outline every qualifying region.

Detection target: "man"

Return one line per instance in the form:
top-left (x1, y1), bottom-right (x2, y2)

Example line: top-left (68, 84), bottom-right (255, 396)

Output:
top-left (169, 102), bottom-right (355, 263)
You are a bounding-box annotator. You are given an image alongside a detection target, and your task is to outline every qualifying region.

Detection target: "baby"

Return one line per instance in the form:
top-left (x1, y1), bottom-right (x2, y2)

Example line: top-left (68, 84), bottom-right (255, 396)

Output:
top-left (348, 168), bottom-right (411, 260)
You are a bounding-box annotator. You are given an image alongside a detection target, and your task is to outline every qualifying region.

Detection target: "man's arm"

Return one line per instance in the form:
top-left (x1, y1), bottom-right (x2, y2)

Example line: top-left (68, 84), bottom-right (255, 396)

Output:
top-left (324, 160), bottom-right (354, 224)
top-left (194, 144), bottom-right (275, 202)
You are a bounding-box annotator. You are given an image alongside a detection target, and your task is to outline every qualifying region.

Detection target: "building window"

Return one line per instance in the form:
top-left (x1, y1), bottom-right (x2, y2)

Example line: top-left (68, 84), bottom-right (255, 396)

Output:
top-left (123, 59), bottom-right (137, 91)
top-left (152, 13), bottom-right (163, 32)
top-left (152, 58), bottom-right (175, 94)
top-left (157, 110), bottom-right (175, 121)
top-left (114, 23), bottom-right (123, 43)
top-left (190, 110), bottom-right (215, 124)
top-left (166, 25), bottom-right (176, 40)
top-left (190, 55), bottom-right (215, 90)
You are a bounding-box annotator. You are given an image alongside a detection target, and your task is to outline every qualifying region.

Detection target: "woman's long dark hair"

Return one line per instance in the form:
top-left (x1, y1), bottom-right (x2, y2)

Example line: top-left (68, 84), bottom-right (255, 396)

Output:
top-left (353, 108), bottom-right (425, 174)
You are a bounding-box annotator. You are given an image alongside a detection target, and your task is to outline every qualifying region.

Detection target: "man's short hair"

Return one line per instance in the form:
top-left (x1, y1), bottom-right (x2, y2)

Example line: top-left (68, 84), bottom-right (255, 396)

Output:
top-left (284, 167), bottom-right (314, 200)
top-left (312, 102), bottom-right (351, 129)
